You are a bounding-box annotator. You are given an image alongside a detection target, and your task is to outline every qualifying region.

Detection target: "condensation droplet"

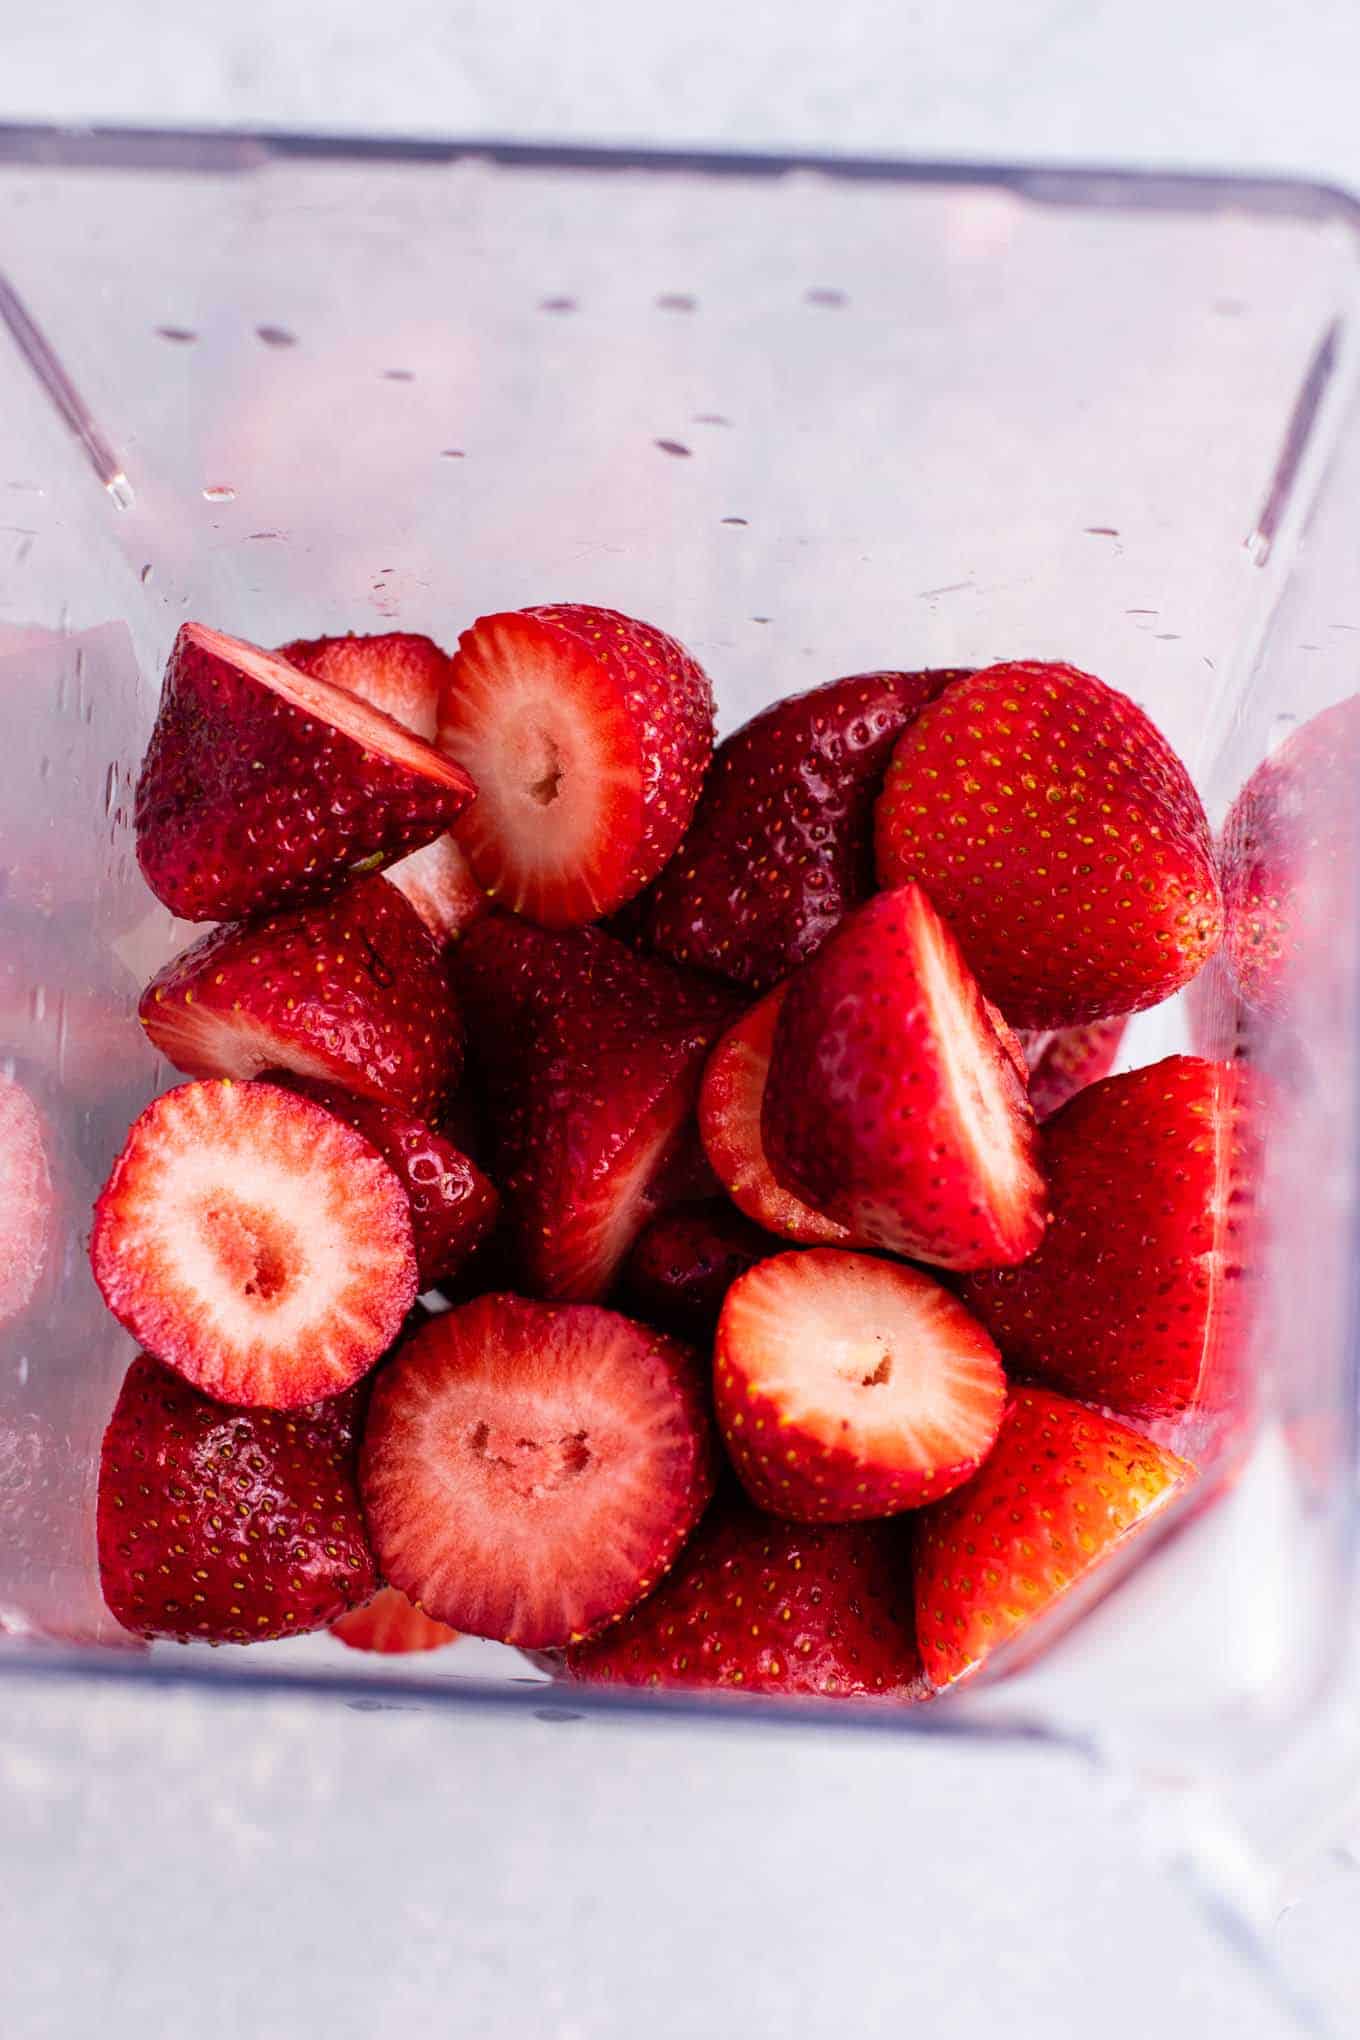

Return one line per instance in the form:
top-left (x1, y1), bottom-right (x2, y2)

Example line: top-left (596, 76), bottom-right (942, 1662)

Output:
top-left (656, 293), bottom-right (696, 312)
top-left (804, 286), bottom-right (848, 307)
top-left (654, 439), bottom-right (691, 458)
top-left (721, 516), bottom-right (749, 526)
top-left (439, 449), bottom-right (466, 460)
top-left (140, 563), bottom-right (153, 585)
top-left (155, 325), bottom-right (197, 344)
top-left (256, 325), bottom-right (297, 348)
top-left (383, 368), bottom-right (415, 382)
top-left (106, 473), bottom-right (134, 511)
top-left (539, 296), bottom-right (577, 314)
top-left (29, 984), bottom-right (46, 1022)
top-left (202, 484), bottom-right (237, 504)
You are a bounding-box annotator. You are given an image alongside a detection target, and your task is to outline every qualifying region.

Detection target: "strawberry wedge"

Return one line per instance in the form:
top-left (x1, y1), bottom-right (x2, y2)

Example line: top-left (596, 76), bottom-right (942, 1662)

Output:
top-left (330, 1585), bottom-right (459, 1656)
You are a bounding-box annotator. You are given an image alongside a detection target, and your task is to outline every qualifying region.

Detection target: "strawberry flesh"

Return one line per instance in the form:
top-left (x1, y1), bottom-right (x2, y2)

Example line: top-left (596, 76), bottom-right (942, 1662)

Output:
top-left (382, 833), bottom-right (488, 945)
top-left (135, 622), bottom-right (475, 921)
top-left (97, 1351), bottom-right (377, 1642)
top-left (90, 1079), bottom-right (417, 1408)
top-left (139, 875), bottom-right (462, 1118)
top-left (0, 1074), bottom-right (54, 1324)
top-left (278, 630), bottom-right (451, 743)
top-left (1017, 1016), bottom-right (1128, 1119)
top-left (762, 886), bottom-right (1046, 1268)
top-left (875, 660), bottom-right (1222, 1027)
top-left (330, 1584), bottom-right (459, 1655)
top-left (716, 1248), bottom-right (1007, 1520)
top-left (360, 1294), bottom-right (716, 1647)
top-left (621, 1200), bottom-right (772, 1338)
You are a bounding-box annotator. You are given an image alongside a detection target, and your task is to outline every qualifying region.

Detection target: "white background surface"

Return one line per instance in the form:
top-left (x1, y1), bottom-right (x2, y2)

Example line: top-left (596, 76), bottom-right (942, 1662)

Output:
top-left (3, 7), bottom-right (1358, 2036)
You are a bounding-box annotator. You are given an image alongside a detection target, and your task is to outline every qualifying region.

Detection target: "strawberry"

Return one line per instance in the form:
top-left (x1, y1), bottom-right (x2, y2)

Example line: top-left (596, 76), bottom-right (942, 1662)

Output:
top-left (381, 833), bottom-right (488, 945)
top-left (0, 1074), bottom-right (55, 1325)
top-left (567, 1486), bottom-right (921, 1699)
top-left (90, 1079), bottom-right (417, 1408)
top-left (360, 1293), bottom-right (716, 1647)
top-left (762, 887), bottom-right (1047, 1269)
top-left (986, 1001), bottom-right (1029, 1085)
top-left (272, 1078), bottom-right (498, 1291)
top-left (139, 875), bottom-right (461, 1118)
top-left (97, 1351), bottom-right (377, 1642)
top-left (960, 1056), bottom-right (1258, 1424)
top-left (1018, 1016), bottom-right (1128, 1119)
top-left (913, 1386), bottom-right (1191, 1689)
top-left (635, 667), bottom-right (963, 990)
top-left (436, 604), bottom-right (714, 927)
top-left (135, 622), bottom-right (476, 922)
top-left (330, 1584), bottom-right (458, 1655)
top-left (455, 916), bottom-right (736, 1299)
top-left (697, 988), bottom-right (854, 1246)
top-left (874, 660), bottom-right (1223, 1027)
top-left (621, 1200), bottom-right (772, 1337)
top-left (278, 630), bottom-right (451, 744)
top-left (716, 1249), bottom-right (1007, 1520)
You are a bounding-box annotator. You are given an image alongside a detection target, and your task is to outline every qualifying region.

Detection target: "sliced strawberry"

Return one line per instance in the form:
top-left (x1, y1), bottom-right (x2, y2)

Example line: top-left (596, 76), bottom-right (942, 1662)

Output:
top-left (135, 622), bottom-right (475, 921)
top-left (1017, 1016), bottom-right (1128, 1119)
top-left (636, 667), bottom-right (963, 989)
top-left (762, 887), bottom-right (1047, 1269)
top-left (567, 1486), bottom-right (921, 1699)
top-left (360, 1294), bottom-right (716, 1647)
top-left (716, 1249), bottom-right (1006, 1520)
top-left (330, 1584), bottom-right (458, 1655)
top-left (139, 875), bottom-right (461, 1118)
top-left (914, 1386), bottom-right (1191, 1690)
top-left (97, 1351), bottom-right (376, 1642)
top-left (621, 1200), bottom-right (772, 1338)
top-left (984, 1000), bottom-right (1029, 1085)
top-left (961, 1056), bottom-right (1259, 1424)
top-left (278, 630), bottom-right (451, 743)
top-left (455, 917), bottom-right (736, 1299)
top-left (0, 1074), bottom-right (55, 1325)
top-left (382, 833), bottom-right (488, 945)
top-left (874, 660), bottom-right (1222, 1027)
top-left (698, 988), bottom-right (853, 1246)
top-left (272, 1077), bottom-right (498, 1291)
top-left (90, 1079), bottom-right (417, 1408)
top-left (437, 604), bottom-right (714, 927)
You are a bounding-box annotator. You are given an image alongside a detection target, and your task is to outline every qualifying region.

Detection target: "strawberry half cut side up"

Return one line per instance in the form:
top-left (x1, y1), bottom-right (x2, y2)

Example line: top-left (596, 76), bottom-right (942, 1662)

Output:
top-left (135, 622), bottom-right (475, 922)
top-left (360, 1294), bottom-right (716, 1648)
top-left (437, 604), bottom-right (714, 928)
top-left (98, 1352), bottom-right (377, 1643)
top-left (90, 1080), bottom-right (417, 1408)
top-left (716, 1249), bottom-right (1007, 1520)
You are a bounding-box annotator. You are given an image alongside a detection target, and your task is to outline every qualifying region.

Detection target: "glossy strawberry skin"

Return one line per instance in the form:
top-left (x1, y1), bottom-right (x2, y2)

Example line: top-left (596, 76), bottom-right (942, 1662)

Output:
top-left (97, 1353), bottom-right (377, 1643)
top-left (135, 623), bottom-right (475, 922)
top-left (874, 660), bottom-right (1223, 1027)
top-left (140, 876), bottom-right (462, 1118)
top-left (635, 668), bottom-right (964, 991)
top-left (620, 1200), bottom-right (773, 1338)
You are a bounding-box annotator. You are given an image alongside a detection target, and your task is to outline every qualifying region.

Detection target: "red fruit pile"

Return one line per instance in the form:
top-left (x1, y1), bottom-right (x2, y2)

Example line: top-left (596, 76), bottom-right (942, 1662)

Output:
top-left (84, 613), bottom-right (1247, 1698)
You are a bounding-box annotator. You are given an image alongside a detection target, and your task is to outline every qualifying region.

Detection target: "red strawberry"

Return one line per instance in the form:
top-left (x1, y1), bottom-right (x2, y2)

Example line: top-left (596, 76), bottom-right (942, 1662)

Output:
top-left (1018, 1016), bottom-right (1128, 1119)
top-left (567, 1486), bottom-right (921, 1699)
top-left (455, 916), bottom-right (736, 1299)
top-left (716, 1249), bottom-right (1006, 1520)
top-left (960, 1057), bottom-right (1258, 1424)
top-left (914, 1386), bottom-right (1191, 1689)
top-left (135, 622), bottom-right (475, 921)
top-left (636, 667), bottom-right (963, 990)
top-left (0, 1074), bottom-right (55, 1325)
top-left (698, 988), bottom-right (853, 1246)
top-left (436, 604), bottom-right (714, 927)
top-left (91, 1079), bottom-right (417, 1408)
top-left (874, 660), bottom-right (1223, 1027)
top-left (762, 887), bottom-right (1047, 1269)
top-left (272, 1078), bottom-right (498, 1291)
top-left (139, 875), bottom-right (461, 1118)
top-left (984, 1000), bottom-right (1028, 1085)
top-left (278, 630), bottom-right (451, 744)
top-left (330, 1584), bottom-right (458, 1655)
top-left (360, 1294), bottom-right (716, 1647)
top-left (382, 833), bottom-right (488, 945)
top-left (621, 1200), bottom-right (772, 1337)
top-left (97, 1351), bottom-right (377, 1642)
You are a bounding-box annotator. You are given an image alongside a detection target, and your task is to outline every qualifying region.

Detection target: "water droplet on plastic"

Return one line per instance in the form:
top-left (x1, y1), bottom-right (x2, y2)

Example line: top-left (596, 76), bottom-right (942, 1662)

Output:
top-left (804, 286), bottom-right (848, 307)
top-left (383, 368), bottom-right (415, 382)
top-left (38, 756), bottom-right (51, 782)
top-left (721, 516), bottom-right (749, 526)
top-left (29, 984), bottom-right (46, 1022)
top-left (155, 325), bottom-right (196, 344)
top-left (656, 293), bottom-right (696, 312)
top-left (439, 449), bottom-right (466, 460)
top-left (539, 296), bottom-right (577, 314)
top-left (202, 484), bottom-right (237, 504)
top-left (693, 413), bottom-right (731, 427)
top-left (104, 766), bottom-right (118, 818)
top-left (654, 439), bottom-right (691, 458)
top-left (140, 563), bottom-right (153, 585)
top-left (256, 324), bottom-right (297, 348)
top-left (751, 615), bottom-right (772, 625)
top-left (106, 473), bottom-right (134, 511)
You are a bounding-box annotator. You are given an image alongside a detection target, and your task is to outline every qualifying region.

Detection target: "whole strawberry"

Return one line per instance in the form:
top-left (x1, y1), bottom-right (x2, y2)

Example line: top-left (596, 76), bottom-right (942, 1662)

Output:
top-left (875, 660), bottom-right (1222, 1027)
top-left (620, 1200), bottom-right (773, 1338)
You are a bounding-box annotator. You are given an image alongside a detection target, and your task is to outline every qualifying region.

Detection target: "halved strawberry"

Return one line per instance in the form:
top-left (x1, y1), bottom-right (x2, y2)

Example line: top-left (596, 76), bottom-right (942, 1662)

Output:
top-left (567, 1486), bottom-right (921, 1699)
top-left (278, 630), bottom-right (451, 743)
top-left (437, 605), bottom-right (714, 927)
top-left (698, 988), bottom-right (853, 1246)
top-left (139, 875), bottom-right (461, 1118)
top-left (636, 667), bottom-right (963, 990)
top-left (330, 1584), bottom-right (459, 1655)
top-left (961, 1056), bottom-right (1258, 1423)
top-left (90, 1079), bottom-right (417, 1408)
top-left (0, 1074), bottom-right (55, 1325)
top-left (716, 1249), bottom-right (1007, 1520)
top-left (762, 887), bottom-right (1047, 1269)
top-left (360, 1294), bottom-right (716, 1647)
top-left (621, 1200), bottom-right (772, 1338)
top-left (874, 660), bottom-right (1222, 1027)
top-left (1017, 1016), bottom-right (1128, 1119)
top-left (914, 1386), bottom-right (1191, 1690)
top-left (455, 917), bottom-right (736, 1299)
top-left (135, 622), bottom-right (476, 921)
top-left (382, 834), bottom-right (488, 946)
top-left (97, 1351), bottom-right (376, 1642)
